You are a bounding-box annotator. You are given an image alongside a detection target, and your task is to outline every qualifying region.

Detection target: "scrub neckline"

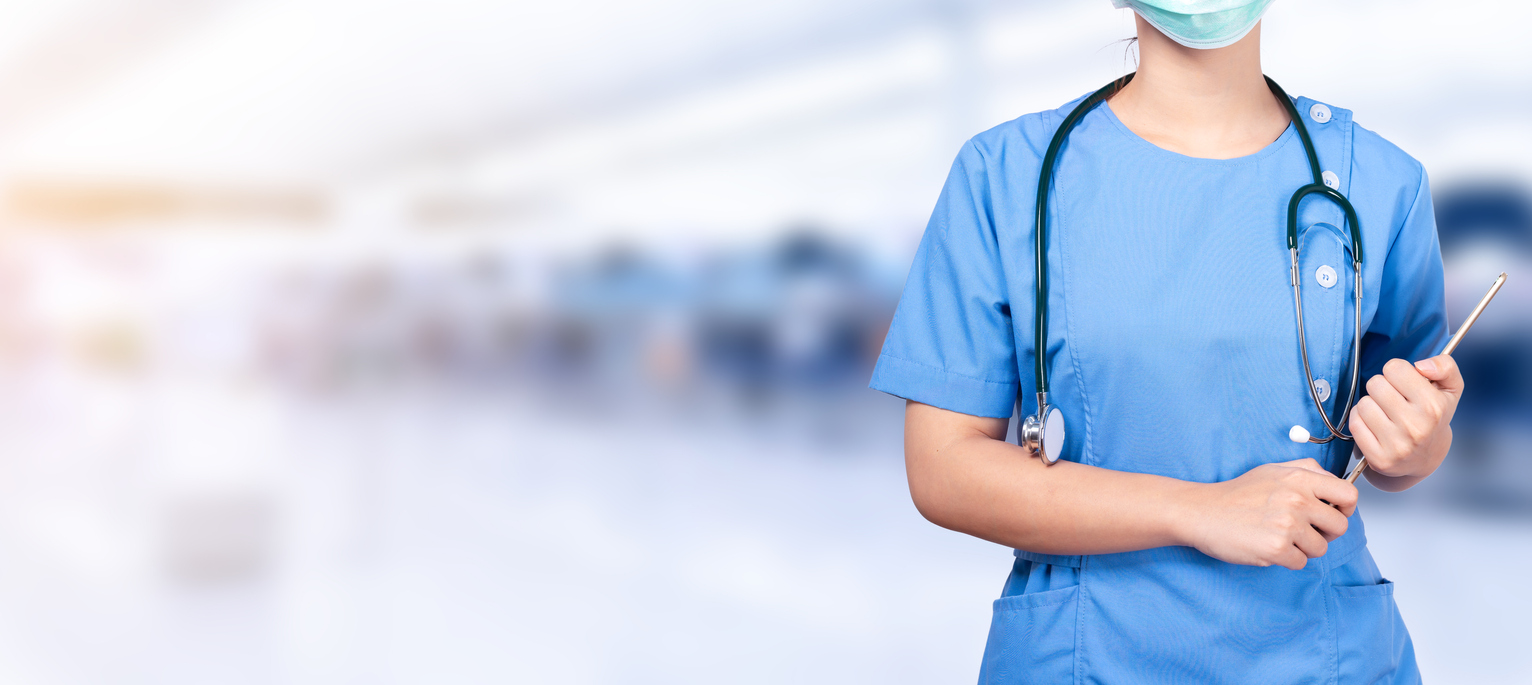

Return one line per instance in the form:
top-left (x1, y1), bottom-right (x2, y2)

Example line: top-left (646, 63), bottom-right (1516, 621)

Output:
top-left (1097, 98), bottom-right (1298, 166)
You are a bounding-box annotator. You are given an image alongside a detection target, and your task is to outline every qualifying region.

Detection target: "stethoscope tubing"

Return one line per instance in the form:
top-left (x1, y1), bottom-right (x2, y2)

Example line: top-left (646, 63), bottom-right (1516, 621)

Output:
top-left (1025, 73), bottom-right (1368, 461)
top-left (1269, 81), bottom-right (1366, 445)
top-left (1032, 75), bottom-right (1133, 406)
top-left (1291, 249), bottom-right (1363, 444)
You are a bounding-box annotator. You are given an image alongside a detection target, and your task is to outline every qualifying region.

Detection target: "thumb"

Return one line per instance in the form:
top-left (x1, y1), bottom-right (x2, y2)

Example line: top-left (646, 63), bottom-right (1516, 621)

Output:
top-left (1414, 354), bottom-right (1462, 391)
top-left (1280, 457), bottom-right (1330, 475)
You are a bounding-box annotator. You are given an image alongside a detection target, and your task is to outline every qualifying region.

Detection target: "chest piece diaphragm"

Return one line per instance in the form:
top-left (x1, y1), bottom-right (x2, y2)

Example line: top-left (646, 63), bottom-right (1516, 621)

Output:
top-left (1022, 405), bottom-right (1065, 465)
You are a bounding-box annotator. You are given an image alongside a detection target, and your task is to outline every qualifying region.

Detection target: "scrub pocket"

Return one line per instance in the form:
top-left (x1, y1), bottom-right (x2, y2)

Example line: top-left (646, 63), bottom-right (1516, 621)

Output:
top-left (978, 559), bottom-right (1078, 684)
top-left (1329, 549), bottom-right (1420, 684)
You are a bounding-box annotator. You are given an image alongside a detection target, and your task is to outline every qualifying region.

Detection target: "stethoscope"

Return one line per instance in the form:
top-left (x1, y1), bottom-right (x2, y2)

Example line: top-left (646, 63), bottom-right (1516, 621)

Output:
top-left (1019, 73), bottom-right (1363, 465)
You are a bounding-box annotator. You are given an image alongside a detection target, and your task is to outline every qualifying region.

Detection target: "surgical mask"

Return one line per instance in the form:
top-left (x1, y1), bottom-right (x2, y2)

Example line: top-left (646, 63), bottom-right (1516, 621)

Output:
top-left (1112, 0), bottom-right (1275, 50)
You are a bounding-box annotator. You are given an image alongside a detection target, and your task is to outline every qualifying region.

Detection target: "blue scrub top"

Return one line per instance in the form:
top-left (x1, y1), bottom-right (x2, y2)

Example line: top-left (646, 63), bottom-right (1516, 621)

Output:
top-left (872, 92), bottom-right (1445, 684)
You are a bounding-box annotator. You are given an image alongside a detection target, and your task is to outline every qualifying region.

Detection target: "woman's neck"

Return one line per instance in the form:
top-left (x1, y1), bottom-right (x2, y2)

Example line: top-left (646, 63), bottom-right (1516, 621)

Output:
top-left (1107, 15), bottom-right (1290, 160)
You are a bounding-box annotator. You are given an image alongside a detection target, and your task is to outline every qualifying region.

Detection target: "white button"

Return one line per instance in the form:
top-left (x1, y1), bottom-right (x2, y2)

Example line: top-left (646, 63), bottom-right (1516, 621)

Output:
top-left (1314, 378), bottom-right (1332, 402)
top-left (1309, 103), bottom-right (1331, 124)
top-left (1322, 170), bottom-right (1339, 189)
top-left (1316, 264), bottom-right (1338, 288)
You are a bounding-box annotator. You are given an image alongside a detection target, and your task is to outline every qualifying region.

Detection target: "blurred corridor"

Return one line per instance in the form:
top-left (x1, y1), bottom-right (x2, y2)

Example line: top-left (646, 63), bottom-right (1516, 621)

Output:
top-left (0, 1), bottom-right (1526, 683)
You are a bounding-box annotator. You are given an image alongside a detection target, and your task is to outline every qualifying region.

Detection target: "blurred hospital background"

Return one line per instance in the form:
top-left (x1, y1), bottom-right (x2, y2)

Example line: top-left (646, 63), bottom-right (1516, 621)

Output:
top-left (0, 1), bottom-right (1526, 683)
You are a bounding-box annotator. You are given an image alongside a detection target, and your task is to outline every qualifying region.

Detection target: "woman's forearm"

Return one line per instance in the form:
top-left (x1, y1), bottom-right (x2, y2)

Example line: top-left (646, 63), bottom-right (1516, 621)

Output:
top-left (906, 414), bottom-right (1201, 555)
top-left (904, 400), bottom-right (1358, 567)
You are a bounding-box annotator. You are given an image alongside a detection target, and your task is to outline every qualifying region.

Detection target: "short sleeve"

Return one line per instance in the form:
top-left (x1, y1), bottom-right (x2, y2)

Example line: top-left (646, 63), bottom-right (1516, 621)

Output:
top-left (1359, 167), bottom-right (1450, 377)
top-left (869, 141), bottom-right (1019, 418)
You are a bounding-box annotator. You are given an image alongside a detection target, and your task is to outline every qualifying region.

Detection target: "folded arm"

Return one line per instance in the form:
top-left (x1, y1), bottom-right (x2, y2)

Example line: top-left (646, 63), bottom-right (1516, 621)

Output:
top-left (905, 400), bottom-right (1358, 570)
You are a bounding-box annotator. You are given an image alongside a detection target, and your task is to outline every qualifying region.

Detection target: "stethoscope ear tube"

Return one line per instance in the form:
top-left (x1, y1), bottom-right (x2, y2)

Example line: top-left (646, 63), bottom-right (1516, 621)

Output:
top-left (1287, 183), bottom-right (1364, 266)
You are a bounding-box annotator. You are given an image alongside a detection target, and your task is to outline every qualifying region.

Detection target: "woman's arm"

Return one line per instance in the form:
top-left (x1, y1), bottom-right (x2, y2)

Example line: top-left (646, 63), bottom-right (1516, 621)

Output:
top-left (905, 401), bottom-right (1360, 570)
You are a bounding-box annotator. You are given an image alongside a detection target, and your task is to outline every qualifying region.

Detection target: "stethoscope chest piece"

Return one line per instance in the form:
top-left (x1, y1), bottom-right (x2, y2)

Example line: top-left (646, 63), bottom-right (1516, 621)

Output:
top-left (1022, 404), bottom-right (1065, 465)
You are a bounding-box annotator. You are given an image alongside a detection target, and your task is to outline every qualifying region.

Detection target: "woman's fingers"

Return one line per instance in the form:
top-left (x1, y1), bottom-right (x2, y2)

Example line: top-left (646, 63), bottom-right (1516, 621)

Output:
top-left (1304, 471), bottom-right (1358, 512)
top-left (1414, 354), bottom-right (1463, 394)
top-left (1279, 457), bottom-right (1328, 475)
top-left (1291, 523), bottom-right (1329, 559)
top-left (1365, 372), bottom-right (1413, 423)
top-left (1354, 404), bottom-right (1391, 459)
top-left (1201, 461), bottom-right (1364, 570)
top-left (1353, 397), bottom-right (1409, 463)
top-left (1347, 357), bottom-right (1462, 482)
top-left (1381, 358), bottom-right (1436, 405)
top-left (1332, 496), bottom-right (1357, 518)
top-left (1277, 545), bottom-right (1310, 571)
top-left (1303, 499), bottom-right (1350, 541)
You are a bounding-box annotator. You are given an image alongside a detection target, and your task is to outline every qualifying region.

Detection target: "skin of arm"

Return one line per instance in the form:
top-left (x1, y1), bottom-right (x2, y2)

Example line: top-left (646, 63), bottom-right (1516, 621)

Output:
top-left (905, 401), bottom-right (1357, 570)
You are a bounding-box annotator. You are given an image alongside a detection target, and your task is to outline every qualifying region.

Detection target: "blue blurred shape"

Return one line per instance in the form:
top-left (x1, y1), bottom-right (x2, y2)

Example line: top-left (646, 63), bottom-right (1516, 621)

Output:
top-left (1431, 181), bottom-right (1532, 511)
top-left (695, 230), bottom-right (891, 400)
top-left (1434, 182), bottom-right (1532, 423)
top-left (1436, 182), bottom-right (1532, 254)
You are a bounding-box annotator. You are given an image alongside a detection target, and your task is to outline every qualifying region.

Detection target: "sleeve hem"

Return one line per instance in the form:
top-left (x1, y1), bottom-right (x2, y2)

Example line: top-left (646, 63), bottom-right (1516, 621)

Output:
top-left (868, 354), bottom-right (1017, 419)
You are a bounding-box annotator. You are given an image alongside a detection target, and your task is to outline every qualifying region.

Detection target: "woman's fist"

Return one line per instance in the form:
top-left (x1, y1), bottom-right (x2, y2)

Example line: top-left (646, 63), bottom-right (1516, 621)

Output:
top-left (1181, 458), bottom-right (1357, 570)
top-left (1349, 355), bottom-right (1462, 479)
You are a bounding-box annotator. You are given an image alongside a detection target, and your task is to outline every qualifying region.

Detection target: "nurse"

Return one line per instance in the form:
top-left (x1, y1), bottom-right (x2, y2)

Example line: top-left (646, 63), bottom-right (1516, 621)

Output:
top-left (871, 2), bottom-right (1462, 683)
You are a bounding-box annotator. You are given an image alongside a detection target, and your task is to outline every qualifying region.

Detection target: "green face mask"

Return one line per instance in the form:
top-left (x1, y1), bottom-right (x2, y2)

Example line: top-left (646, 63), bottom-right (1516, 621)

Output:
top-left (1112, 0), bottom-right (1276, 49)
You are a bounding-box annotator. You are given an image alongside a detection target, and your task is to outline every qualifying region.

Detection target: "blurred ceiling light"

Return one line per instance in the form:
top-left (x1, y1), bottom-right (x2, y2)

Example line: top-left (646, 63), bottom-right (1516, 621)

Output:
top-left (4, 178), bottom-right (325, 228)
top-left (469, 32), bottom-right (949, 195)
top-left (0, 0), bottom-right (1521, 243)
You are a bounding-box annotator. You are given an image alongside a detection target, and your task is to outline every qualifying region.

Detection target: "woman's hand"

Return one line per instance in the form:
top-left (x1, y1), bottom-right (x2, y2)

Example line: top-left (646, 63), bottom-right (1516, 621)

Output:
top-left (1181, 459), bottom-right (1358, 570)
top-left (1349, 355), bottom-right (1462, 485)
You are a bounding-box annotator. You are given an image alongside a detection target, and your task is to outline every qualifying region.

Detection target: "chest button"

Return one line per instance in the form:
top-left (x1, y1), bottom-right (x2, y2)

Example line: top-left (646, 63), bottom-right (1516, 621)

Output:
top-left (1322, 170), bottom-right (1340, 189)
top-left (1316, 265), bottom-right (1338, 288)
top-left (1310, 103), bottom-right (1332, 124)
top-left (1314, 378), bottom-right (1332, 402)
